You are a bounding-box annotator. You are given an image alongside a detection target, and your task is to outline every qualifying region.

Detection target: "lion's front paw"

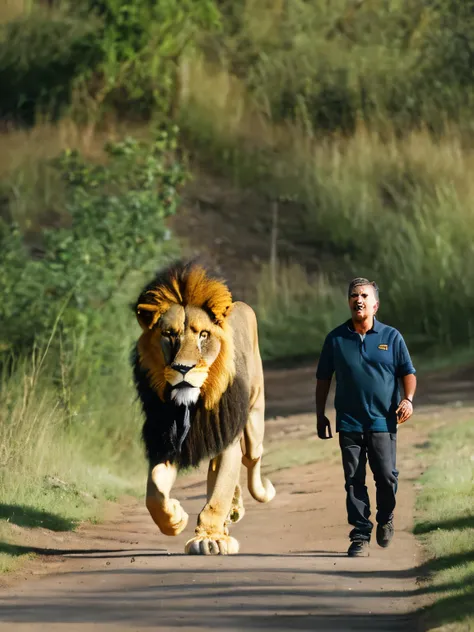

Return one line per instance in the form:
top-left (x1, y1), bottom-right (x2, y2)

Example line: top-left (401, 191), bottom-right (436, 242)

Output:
top-left (185, 534), bottom-right (239, 555)
top-left (147, 497), bottom-right (189, 536)
top-left (161, 499), bottom-right (189, 536)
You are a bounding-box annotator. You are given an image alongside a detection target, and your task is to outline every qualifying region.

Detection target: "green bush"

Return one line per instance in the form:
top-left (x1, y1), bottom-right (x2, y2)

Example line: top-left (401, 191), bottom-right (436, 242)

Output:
top-left (203, 0), bottom-right (474, 134)
top-left (0, 126), bottom-right (186, 354)
top-left (0, 1), bottom-right (222, 125)
top-left (0, 10), bottom-right (101, 124)
top-left (77, 0), bottom-right (222, 119)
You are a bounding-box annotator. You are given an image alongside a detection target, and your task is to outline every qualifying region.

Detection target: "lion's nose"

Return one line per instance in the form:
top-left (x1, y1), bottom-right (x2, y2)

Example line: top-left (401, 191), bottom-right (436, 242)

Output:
top-left (171, 363), bottom-right (195, 376)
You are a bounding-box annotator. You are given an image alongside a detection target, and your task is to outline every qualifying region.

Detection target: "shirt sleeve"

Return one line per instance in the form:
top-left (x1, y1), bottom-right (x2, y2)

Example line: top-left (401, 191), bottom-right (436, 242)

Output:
top-left (316, 334), bottom-right (335, 380)
top-left (395, 333), bottom-right (416, 377)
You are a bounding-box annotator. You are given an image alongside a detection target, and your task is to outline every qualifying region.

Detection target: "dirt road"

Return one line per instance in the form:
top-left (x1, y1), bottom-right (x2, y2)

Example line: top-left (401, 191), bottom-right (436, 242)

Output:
top-left (1, 363), bottom-right (473, 631)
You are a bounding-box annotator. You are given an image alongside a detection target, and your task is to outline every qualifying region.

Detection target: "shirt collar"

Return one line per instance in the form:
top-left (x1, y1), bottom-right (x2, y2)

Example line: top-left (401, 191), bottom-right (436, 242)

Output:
top-left (346, 317), bottom-right (379, 334)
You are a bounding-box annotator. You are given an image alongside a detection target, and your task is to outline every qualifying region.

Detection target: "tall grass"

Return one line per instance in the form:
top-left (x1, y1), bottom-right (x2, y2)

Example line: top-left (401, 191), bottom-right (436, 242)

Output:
top-left (0, 288), bottom-right (148, 571)
top-left (0, 321), bottom-right (146, 517)
top-left (298, 129), bottom-right (474, 350)
top-left (0, 0), bottom-right (32, 24)
top-left (255, 263), bottom-right (346, 360)
top-left (179, 59), bottom-right (474, 355)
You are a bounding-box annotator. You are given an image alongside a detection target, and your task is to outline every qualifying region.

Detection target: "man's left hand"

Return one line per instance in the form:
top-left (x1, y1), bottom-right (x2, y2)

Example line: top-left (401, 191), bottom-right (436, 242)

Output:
top-left (396, 398), bottom-right (413, 424)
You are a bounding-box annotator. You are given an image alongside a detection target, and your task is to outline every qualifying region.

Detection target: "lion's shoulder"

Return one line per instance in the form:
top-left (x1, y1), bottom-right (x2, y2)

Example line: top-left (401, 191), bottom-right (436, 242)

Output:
top-left (228, 301), bottom-right (258, 346)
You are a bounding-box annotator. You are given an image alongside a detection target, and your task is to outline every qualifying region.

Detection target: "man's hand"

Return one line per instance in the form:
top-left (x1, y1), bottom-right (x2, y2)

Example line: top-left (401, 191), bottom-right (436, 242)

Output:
top-left (396, 398), bottom-right (413, 425)
top-left (317, 415), bottom-right (333, 439)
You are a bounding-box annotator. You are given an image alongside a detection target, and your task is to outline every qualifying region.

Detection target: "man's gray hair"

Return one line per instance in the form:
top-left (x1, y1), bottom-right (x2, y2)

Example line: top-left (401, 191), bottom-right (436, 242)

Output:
top-left (348, 277), bottom-right (379, 301)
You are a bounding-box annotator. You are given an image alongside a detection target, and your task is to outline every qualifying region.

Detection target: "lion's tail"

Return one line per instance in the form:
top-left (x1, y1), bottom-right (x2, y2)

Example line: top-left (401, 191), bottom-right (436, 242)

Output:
top-left (244, 456), bottom-right (276, 503)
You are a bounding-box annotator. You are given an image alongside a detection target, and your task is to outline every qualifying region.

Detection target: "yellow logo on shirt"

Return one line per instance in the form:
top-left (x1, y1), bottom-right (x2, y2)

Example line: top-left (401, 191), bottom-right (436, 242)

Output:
top-left (378, 344), bottom-right (388, 351)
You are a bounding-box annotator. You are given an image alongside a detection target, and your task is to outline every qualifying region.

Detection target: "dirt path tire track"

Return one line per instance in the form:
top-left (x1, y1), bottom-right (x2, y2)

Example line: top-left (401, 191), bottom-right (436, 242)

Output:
top-left (1, 364), bottom-right (474, 631)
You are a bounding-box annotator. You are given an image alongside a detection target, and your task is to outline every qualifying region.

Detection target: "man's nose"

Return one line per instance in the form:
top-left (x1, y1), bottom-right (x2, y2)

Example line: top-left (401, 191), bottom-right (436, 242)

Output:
top-left (171, 363), bottom-right (196, 375)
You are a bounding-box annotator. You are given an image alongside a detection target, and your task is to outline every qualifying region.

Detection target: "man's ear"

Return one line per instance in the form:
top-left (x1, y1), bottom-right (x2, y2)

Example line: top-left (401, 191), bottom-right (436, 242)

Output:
top-left (136, 304), bottom-right (161, 331)
top-left (374, 301), bottom-right (380, 315)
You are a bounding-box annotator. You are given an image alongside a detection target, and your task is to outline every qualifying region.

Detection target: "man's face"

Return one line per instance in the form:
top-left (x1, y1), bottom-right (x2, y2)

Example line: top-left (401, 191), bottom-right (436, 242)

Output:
top-left (348, 284), bottom-right (379, 322)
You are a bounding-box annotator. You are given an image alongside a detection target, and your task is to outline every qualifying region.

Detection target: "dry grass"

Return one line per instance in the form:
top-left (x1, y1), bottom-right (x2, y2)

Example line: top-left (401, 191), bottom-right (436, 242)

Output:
top-left (0, 118), bottom-right (141, 180)
top-left (0, 0), bottom-right (32, 24)
top-left (179, 58), bottom-right (474, 353)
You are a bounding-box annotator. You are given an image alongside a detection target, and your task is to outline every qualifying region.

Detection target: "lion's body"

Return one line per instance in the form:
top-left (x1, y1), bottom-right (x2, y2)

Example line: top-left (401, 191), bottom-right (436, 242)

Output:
top-left (132, 262), bottom-right (274, 555)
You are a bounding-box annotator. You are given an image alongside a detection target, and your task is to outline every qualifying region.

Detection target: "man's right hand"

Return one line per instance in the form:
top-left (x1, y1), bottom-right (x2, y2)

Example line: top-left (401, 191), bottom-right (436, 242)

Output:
top-left (316, 415), bottom-right (333, 440)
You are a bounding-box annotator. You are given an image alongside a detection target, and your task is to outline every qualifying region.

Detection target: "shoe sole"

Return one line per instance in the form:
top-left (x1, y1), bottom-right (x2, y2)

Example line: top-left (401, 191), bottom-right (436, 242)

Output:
top-left (347, 545), bottom-right (370, 557)
top-left (376, 533), bottom-right (394, 548)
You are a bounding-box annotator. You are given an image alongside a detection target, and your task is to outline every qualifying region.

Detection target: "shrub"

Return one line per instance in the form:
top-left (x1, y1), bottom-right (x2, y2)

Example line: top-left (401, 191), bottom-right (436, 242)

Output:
top-left (0, 126), bottom-right (187, 354)
top-left (0, 9), bottom-right (101, 124)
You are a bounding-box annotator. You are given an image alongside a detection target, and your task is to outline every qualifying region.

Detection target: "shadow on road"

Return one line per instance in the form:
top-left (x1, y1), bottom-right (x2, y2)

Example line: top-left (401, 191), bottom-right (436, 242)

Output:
top-left (0, 560), bottom-right (467, 630)
top-left (0, 504), bottom-right (77, 531)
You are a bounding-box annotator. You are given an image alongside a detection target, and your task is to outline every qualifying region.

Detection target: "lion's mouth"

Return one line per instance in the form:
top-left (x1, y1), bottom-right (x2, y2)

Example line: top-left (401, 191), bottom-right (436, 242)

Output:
top-left (172, 381), bottom-right (193, 389)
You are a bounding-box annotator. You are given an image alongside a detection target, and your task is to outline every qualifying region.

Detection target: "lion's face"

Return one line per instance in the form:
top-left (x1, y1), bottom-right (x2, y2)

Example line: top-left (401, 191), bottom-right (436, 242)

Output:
top-left (159, 304), bottom-right (223, 406)
top-left (135, 263), bottom-right (236, 409)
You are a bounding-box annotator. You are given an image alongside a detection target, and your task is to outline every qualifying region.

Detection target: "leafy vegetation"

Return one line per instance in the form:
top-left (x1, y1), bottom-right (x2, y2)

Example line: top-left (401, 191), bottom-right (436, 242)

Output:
top-left (0, 0), bottom-right (221, 125)
top-left (0, 126), bottom-right (185, 354)
top-left (0, 124), bottom-right (186, 569)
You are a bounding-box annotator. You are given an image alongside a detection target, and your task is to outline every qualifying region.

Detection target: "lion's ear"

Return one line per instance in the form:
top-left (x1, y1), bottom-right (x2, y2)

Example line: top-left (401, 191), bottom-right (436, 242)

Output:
top-left (213, 302), bottom-right (234, 327)
top-left (222, 303), bottom-right (234, 319)
top-left (136, 303), bottom-right (161, 331)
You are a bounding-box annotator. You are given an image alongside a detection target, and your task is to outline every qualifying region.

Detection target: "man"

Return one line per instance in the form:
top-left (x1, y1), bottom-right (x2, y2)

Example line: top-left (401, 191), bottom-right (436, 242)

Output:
top-left (316, 278), bottom-right (416, 557)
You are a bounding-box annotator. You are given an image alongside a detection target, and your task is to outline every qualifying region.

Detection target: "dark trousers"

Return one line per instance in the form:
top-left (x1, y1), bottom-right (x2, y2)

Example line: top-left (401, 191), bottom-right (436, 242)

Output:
top-left (339, 431), bottom-right (398, 541)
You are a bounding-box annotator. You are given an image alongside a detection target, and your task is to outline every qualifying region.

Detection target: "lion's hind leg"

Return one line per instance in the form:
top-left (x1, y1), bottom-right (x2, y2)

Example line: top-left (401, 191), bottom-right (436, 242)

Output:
top-left (146, 462), bottom-right (189, 536)
top-left (227, 483), bottom-right (245, 524)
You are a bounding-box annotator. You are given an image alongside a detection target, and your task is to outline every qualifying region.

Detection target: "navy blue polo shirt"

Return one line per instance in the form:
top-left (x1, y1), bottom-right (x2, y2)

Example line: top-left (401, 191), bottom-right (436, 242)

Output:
top-left (316, 319), bottom-right (416, 433)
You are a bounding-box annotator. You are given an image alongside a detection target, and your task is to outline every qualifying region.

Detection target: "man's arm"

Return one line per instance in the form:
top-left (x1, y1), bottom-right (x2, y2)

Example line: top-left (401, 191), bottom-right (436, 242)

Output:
top-left (316, 379), bottom-right (333, 439)
top-left (316, 334), bottom-right (335, 439)
top-left (395, 333), bottom-right (417, 425)
top-left (396, 373), bottom-right (417, 424)
top-left (402, 373), bottom-right (417, 402)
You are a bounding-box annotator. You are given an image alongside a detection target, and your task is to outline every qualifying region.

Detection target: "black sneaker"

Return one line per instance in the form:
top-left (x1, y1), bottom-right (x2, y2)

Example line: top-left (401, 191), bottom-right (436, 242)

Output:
top-left (347, 539), bottom-right (370, 557)
top-left (376, 519), bottom-right (394, 548)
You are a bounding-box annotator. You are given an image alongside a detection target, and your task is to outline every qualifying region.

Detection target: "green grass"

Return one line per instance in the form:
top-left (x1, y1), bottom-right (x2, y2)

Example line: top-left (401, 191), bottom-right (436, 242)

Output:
top-left (415, 418), bottom-right (474, 631)
top-left (0, 302), bottom-right (149, 573)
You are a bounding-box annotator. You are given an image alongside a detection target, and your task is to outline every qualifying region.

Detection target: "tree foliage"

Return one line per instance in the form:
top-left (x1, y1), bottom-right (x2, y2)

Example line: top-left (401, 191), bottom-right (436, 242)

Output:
top-left (0, 127), bottom-right (186, 354)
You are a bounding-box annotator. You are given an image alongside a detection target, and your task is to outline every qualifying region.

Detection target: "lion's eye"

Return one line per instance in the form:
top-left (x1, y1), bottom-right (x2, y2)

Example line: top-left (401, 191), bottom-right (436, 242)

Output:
top-left (200, 331), bottom-right (209, 340)
top-left (162, 331), bottom-right (176, 339)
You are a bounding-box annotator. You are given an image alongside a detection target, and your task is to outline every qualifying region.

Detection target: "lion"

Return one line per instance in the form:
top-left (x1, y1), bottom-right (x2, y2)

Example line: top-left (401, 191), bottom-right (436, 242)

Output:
top-left (132, 260), bottom-right (275, 555)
